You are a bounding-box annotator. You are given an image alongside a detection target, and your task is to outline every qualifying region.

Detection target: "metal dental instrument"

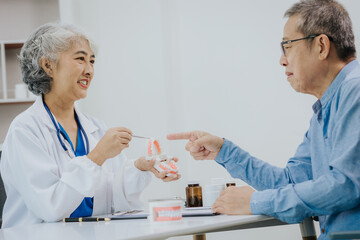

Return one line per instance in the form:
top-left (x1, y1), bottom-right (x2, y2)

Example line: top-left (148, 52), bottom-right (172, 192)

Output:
top-left (132, 135), bottom-right (150, 139)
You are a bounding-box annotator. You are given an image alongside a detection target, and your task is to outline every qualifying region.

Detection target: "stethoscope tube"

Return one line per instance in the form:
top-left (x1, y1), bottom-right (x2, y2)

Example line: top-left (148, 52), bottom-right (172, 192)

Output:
top-left (42, 96), bottom-right (89, 155)
top-left (74, 112), bottom-right (90, 155)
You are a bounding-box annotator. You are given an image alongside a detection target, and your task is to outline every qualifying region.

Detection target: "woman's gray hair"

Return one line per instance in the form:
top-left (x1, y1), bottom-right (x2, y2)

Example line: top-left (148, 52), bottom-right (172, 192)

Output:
top-left (19, 22), bottom-right (97, 95)
top-left (285, 0), bottom-right (356, 61)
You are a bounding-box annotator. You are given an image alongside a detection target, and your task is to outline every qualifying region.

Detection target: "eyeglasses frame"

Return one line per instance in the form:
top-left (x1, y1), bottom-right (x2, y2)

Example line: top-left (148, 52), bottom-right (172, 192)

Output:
top-left (280, 34), bottom-right (321, 56)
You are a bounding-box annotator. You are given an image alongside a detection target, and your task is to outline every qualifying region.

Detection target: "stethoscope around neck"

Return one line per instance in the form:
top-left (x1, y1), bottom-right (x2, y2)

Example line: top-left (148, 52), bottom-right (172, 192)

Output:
top-left (42, 95), bottom-right (90, 157)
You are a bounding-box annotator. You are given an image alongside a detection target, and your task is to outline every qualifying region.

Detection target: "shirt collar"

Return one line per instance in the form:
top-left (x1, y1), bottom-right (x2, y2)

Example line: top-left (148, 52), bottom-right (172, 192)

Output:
top-left (312, 60), bottom-right (359, 118)
top-left (320, 59), bottom-right (359, 107)
top-left (312, 99), bottom-right (322, 121)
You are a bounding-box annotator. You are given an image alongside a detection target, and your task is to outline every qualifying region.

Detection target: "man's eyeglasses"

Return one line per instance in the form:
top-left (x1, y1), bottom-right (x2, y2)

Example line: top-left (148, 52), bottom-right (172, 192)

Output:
top-left (280, 34), bottom-right (320, 56)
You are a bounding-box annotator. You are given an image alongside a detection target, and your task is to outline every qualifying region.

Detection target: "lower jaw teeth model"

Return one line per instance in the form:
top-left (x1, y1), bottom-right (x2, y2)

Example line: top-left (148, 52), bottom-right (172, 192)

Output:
top-left (147, 138), bottom-right (179, 176)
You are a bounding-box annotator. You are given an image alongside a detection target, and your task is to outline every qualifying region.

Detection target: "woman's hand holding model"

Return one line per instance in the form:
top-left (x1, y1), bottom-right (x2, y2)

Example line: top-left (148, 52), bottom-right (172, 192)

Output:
top-left (89, 127), bottom-right (181, 181)
top-left (135, 156), bottom-right (180, 182)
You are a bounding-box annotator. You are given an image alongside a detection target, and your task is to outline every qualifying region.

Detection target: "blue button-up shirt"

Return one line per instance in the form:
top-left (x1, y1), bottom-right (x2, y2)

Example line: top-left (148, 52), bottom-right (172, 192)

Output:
top-left (215, 60), bottom-right (360, 240)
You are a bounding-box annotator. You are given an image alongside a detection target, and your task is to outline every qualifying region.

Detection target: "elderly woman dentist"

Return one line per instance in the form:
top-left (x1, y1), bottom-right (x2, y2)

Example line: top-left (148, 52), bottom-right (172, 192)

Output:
top-left (0, 23), bottom-right (180, 229)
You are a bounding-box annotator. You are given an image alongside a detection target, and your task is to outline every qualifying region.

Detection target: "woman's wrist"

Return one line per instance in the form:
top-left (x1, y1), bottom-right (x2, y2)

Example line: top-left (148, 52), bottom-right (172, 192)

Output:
top-left (87, 149), bottom-right (106, 166)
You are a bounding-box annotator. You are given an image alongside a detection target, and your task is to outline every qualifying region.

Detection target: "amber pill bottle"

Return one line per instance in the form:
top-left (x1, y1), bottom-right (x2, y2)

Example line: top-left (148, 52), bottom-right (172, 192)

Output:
top-left (186, 182), bottom-right (203, 207)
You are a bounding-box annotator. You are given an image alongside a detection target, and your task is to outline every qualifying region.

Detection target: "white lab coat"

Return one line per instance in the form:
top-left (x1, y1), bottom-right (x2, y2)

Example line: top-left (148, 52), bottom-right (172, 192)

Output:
top-left (0, 96), bottom-right (151, 228)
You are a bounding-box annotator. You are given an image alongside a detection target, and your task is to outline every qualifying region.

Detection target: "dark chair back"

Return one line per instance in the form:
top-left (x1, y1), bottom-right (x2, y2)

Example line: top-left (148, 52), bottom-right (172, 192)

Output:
top-left (329, 231), bottom-right (360, 239)
top-left (0, 151), bottom-right (6, 228)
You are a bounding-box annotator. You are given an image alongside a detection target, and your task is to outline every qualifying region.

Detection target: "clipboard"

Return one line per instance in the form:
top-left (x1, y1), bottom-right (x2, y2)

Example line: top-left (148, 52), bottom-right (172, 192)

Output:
top-left (182, 207), bottom-right (219, 217)
top-left (111, 207), bottom-right (217, 220)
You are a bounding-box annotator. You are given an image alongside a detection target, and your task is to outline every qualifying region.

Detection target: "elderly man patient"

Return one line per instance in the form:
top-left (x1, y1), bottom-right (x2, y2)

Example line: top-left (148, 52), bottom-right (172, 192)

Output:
top-left (168, 0), bottom-right (360, 239)
top-left (0, 23), bottom-right (180, 228)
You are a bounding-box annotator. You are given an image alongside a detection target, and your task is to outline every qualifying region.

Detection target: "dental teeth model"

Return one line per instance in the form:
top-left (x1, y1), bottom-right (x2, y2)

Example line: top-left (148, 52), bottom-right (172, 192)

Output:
top-left (147, 138), bottom-right (179, 176)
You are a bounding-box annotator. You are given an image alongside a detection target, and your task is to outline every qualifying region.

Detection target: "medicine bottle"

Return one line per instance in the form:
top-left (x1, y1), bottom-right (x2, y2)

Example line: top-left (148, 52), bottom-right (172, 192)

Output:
top-left (186, 181), bottom-right (203, 207)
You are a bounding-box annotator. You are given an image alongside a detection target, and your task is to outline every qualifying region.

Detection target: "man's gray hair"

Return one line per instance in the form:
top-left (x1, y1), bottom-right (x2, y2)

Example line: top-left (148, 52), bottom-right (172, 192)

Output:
top-left (19, 22), bottom-right (96, 95)
top-left (285, 0), bottom-right (356, 61)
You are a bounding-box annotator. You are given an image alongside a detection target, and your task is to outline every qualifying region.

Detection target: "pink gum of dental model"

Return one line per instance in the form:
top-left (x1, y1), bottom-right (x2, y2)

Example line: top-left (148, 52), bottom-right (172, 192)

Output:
top-left (147, 138), bottom-right (179, 175)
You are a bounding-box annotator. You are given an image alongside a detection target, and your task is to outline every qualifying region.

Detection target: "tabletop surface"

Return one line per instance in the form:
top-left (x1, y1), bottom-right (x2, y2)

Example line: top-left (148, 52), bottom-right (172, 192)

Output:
top-left (0, 214), bottom-right (284, 240)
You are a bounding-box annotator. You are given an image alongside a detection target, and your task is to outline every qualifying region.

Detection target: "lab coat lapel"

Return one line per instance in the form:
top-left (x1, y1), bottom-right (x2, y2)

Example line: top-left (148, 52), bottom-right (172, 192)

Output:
top-left (73, 106), bottom-right (109, 214)
top-left (74, 104), bottom-right (99, 152)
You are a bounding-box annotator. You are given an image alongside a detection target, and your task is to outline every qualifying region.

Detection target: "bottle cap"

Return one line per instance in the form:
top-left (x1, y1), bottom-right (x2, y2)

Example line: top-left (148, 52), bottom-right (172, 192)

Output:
top-left (226, 182), bottom-right (236, 187)
top-left (187, 180), bottom-right (200, 186)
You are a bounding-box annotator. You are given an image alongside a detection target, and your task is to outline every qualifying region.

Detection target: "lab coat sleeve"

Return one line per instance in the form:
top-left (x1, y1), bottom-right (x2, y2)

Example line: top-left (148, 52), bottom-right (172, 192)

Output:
top-left (112, 158), bottom-right (152, 212)
top-left (3, 125), bottom-right (101, 222)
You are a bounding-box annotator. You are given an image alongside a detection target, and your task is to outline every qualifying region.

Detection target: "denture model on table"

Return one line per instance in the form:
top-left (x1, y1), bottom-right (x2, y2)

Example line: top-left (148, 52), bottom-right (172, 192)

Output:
top-left (147, 138), bottom-right (179, 176)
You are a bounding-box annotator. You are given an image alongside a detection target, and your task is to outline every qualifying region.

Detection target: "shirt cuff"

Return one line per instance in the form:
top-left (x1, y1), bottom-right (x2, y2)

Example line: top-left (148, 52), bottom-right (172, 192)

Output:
top-left (73, 155), bottom-right (101, 169)
top-left (250, 190), bottom-right (274, 215)
top-left (62, 156), bottom-right (101, 196)
top-left (215, 138), bottom-right (232, 164)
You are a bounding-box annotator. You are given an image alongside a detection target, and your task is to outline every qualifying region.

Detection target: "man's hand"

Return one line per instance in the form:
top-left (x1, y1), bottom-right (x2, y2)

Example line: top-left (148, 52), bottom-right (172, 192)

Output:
top-left (167, 131), bottom-right (224, 160)
top-left (212, 186), bottom-right (254, 215)
top-left (134, 156), bottom-right (181, 182)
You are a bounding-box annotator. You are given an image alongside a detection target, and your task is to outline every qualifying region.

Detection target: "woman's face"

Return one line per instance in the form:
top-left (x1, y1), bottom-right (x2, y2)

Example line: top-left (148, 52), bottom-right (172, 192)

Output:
top-left (49, 39), bottom-right (95, 102)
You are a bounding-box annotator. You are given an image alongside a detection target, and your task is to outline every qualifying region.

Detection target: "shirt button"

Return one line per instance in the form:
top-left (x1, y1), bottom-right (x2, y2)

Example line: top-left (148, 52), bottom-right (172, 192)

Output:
top-left (322, 229), bottom-right (325, 234)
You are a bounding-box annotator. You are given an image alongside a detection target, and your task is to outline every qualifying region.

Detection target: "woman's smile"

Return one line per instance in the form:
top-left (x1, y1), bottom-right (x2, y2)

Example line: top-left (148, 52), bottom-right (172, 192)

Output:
top-left (77, 79), bottom-right (89, 88)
